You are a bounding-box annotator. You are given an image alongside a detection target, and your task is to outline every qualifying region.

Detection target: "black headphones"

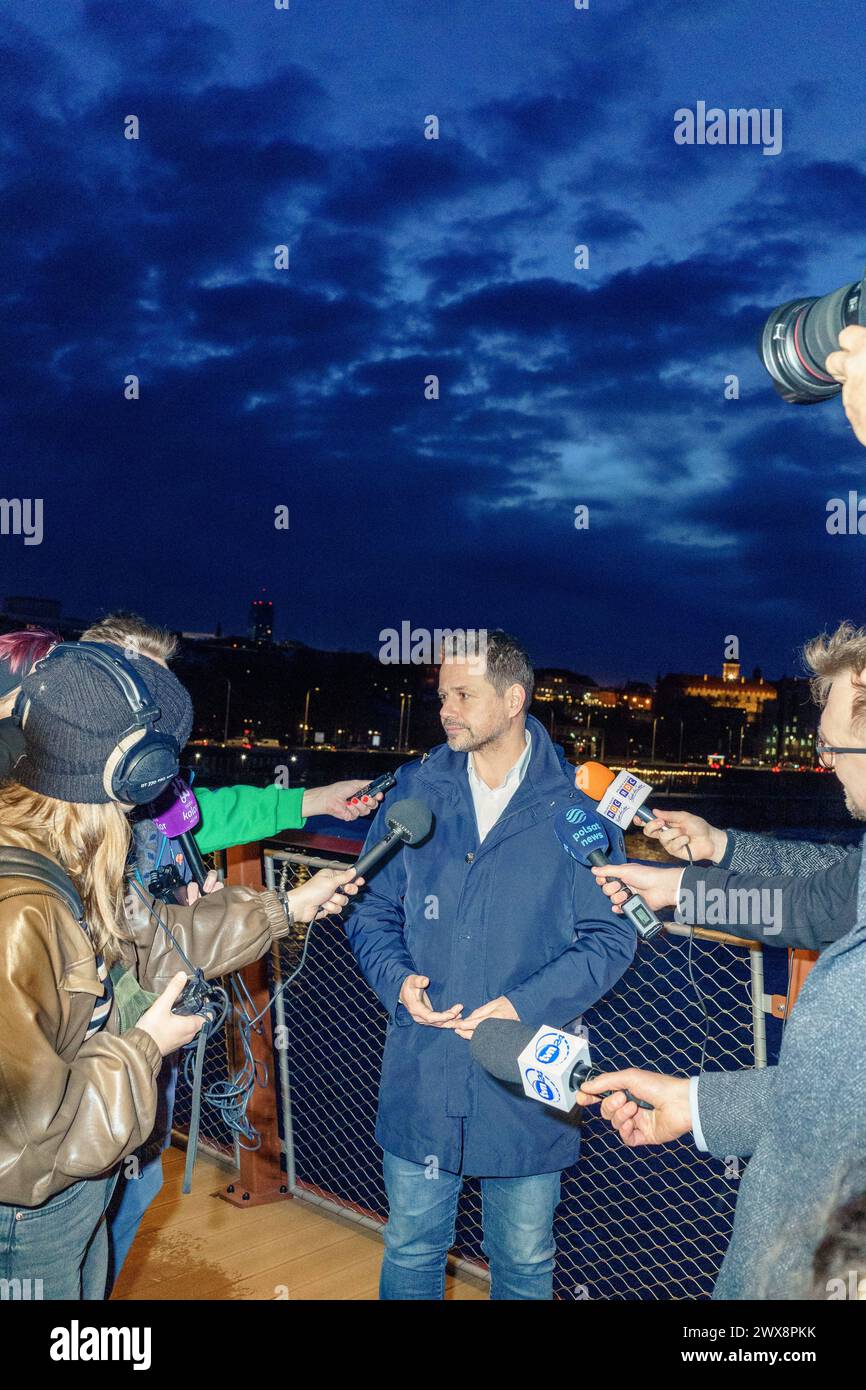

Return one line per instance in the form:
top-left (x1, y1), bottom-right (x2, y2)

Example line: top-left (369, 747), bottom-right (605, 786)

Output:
top-left (13, 641), bottom-right (180, 805)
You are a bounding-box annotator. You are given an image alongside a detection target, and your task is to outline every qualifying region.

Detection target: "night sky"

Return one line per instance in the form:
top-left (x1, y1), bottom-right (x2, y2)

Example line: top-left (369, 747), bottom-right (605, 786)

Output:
top-left (3, 0), bottom-right (865, 682)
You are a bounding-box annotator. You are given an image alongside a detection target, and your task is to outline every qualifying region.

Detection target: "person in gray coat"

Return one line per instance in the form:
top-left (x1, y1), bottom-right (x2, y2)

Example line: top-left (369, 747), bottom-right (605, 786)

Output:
top-left (580, 618), bottom-right (866, 1299)
top-left (580, 857), bottom-right (866, 1298)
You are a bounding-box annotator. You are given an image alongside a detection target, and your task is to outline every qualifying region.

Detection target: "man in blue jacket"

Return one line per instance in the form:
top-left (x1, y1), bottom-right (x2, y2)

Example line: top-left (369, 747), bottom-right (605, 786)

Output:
top-left (344, 630), bottom-right (636, 1300)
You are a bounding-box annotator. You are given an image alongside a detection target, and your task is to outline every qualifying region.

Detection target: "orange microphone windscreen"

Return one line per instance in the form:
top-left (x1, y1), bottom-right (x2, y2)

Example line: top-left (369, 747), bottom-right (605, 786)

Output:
top-left (575, 760), bottom-right (616, 801)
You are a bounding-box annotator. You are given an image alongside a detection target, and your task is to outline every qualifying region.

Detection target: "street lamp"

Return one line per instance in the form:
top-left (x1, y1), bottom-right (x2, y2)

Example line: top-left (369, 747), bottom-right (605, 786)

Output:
top-left (302, 687), bottom-right (319, 747)
top-left (397, 692), bottom-right (406, 750)
top-left (398, 691), bottom-right (414, 750)
top-left (223, 679), bottom-right (232, 743)
top-left (651, 715), bottom-right (663, 764)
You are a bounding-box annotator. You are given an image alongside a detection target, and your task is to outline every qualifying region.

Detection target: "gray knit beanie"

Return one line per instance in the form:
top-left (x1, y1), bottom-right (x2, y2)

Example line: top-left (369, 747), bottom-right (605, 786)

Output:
top-left (13, 647), bottom-right (194, 804)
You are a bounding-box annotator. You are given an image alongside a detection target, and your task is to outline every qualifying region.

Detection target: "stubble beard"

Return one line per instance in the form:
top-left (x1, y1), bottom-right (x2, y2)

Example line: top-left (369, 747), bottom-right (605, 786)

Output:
top-left (444, 719), bottom-right (509, 755)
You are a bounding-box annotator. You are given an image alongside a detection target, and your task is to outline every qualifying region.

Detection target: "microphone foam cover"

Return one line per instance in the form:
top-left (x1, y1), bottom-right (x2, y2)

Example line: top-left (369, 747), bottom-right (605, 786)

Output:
top-left (385, 797), bottom-right (433, 845)
top-left (469, 1018), bottom-right (537, 1085)
top-left (149, 778), bottom-right (201, 836)
top-left (554, 806), bottom-right (610, 864)
top-left (575, 760), bottom-right (616, 801)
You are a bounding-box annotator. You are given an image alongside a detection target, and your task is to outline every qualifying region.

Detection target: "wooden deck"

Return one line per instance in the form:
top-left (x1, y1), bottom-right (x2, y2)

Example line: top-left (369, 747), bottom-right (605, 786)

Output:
top-left (111, 1147), bottom-right (489, 1301)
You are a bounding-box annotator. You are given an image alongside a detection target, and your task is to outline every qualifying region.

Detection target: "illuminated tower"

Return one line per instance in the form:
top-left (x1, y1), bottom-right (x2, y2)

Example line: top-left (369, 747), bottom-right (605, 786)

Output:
top-left (249, 596), bottom-right (273, 643)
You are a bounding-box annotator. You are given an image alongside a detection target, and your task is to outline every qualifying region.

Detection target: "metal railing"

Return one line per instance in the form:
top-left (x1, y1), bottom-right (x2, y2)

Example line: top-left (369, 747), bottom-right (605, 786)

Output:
top-left (171, 834), bottom-right (783, 1300)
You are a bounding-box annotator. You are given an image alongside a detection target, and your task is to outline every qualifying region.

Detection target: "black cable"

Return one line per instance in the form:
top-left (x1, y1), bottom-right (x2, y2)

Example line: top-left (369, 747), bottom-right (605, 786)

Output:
top-left (129, 864), bottom-right (351, 1162)
top-left (182, 1025), bottom-right (210, 1195)
top-left (243, 908), bottom-right (320, 1029)
top-left (131, 878), bottom-right (198, 974)
top-left (132, 871), bottom-right (337, 1154)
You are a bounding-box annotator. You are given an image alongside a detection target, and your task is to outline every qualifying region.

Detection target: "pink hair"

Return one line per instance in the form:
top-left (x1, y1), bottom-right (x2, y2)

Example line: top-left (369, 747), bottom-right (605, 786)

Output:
top-left (0, 627), bottom-right (62, 676)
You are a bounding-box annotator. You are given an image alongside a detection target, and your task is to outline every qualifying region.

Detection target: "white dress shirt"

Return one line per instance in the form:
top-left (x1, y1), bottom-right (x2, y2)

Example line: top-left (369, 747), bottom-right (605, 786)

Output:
top-left (467, 729), bottom-right (532, 842)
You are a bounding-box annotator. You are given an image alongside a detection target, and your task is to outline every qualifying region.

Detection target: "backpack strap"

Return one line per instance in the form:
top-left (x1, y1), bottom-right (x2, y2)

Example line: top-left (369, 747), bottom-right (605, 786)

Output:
top-left (0, 846), bottom-right (85, 924)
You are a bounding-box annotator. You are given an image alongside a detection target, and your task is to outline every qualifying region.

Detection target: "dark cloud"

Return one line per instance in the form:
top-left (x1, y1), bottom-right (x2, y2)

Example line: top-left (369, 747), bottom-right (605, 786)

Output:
top-left (1, 0), bottom-right (865, 681)
top-left (434, 253), bottom-right (774, 376)
top-left (319, 139), bottom-right (501, 226)
top-left (83, 0), bottom-right (233, 88)
top-left (726, 159), bottom-right (866, 239)
top-left (571, 201), bottom-right (644, 244)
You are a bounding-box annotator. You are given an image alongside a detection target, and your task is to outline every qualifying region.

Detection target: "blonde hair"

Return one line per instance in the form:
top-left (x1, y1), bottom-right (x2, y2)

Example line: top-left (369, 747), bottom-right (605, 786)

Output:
top-left (81, 611), bottom-right (178, 665)
top-left (0, 782), bottom-right (131, 962)
top-left (804, 621), bottom-right (866, 731)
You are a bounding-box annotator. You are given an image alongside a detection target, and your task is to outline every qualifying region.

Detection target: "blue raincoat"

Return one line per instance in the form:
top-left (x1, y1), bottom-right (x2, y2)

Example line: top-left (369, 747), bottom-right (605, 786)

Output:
top-left (344, 716), bottom-right (635, 1176)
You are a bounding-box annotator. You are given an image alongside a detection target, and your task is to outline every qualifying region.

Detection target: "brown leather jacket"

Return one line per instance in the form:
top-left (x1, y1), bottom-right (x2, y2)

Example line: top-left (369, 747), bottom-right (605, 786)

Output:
top-left (0, 827), bottom-right (290, 1208)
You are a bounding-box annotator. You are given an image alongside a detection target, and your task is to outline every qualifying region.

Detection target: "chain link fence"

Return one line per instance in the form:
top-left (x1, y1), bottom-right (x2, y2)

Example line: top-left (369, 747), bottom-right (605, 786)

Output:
top-left (173, 839), bottom-right (780, 1298)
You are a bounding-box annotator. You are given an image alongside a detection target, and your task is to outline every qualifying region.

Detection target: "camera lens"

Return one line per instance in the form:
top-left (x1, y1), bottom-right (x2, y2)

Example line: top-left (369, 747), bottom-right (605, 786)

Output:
top-left (759, 278), bottom-right (864, 404)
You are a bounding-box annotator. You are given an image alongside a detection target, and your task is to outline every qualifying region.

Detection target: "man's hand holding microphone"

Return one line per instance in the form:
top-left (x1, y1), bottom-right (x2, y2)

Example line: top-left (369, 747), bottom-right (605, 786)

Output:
top-left (589, 811), bottom-right (722, 906)
top-left (589, 811), bottom-right (717, 917)
top-left (576, 1068), bottom-right (693, 1147)
top-left (590, 808), bottom-right (728, 914)
top-left (571, 761), bottom-right (729, 913)
top-left (564, 775), bottom-right (733, 1147)
top-left (641, 808), bottom-right (727, 864)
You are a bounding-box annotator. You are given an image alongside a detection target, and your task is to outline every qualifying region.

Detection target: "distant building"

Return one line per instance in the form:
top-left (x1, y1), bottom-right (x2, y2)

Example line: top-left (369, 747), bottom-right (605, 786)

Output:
top-left (249, 597), bottom-right (274, 643)
top-left (585, 688), bottom-right (619, 708)
top-left (583, 682), bottom-right (653, 714)
top-left (658, 661), bottom-right (776, 723)
top-left (533, 669), bottom-right (597, 706)
top-left (621, 681), bottom-right (654, 715)
top-left (760, 676), bottom-right (817, 764)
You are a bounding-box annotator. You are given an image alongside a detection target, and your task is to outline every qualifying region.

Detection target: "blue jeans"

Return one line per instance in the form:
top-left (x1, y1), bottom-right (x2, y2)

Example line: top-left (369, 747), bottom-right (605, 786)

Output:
top-left (108, 1149), bottom-right (166, 1280)
top-left (380, 1149), bottom-right (561, 1300)
top-left (0, 1172), bottom-right (118, 1301)
top-left (108, 1055), bottom-right (178, 1283)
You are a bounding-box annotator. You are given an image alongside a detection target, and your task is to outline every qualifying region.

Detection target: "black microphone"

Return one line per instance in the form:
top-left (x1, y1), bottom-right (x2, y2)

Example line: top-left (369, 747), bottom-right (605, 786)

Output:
top-left (353, 798), bottom-right (433, 877)
top-left (470, 1018), bottom-right (536, 1085)
top-left (150, 778), bottom-right (208, 889)
top-left (177, 832), bottom-right (208, 889)
top-left (346, 770), bottom-right (397, 803)
top-left (470, 1018), bottom-right (654, 1111)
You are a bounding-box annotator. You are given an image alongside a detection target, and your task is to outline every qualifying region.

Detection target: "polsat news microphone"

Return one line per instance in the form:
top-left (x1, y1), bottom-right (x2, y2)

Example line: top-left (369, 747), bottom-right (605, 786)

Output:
top-left (554, 805), bottom-right (663, 941)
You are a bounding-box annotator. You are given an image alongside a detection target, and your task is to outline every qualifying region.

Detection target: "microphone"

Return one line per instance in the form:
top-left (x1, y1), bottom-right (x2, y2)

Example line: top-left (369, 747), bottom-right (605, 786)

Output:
top-left (554, 806), bottom-right (663, 941)
top-left (149, 777), bottom-right (209, 888)
top-left (346, 770), bottom-right (397, 804)
top-left (353, 798), bottom-right (433, 877)
top-left (575, 761), bottom-right (657, 829)
top-left (470, 1018), bottom-right (653, 1113)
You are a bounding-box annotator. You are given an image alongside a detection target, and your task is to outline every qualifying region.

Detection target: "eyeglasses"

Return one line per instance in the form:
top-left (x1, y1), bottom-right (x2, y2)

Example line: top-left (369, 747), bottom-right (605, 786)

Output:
top-left (815, 733), bottom-right (866, 769)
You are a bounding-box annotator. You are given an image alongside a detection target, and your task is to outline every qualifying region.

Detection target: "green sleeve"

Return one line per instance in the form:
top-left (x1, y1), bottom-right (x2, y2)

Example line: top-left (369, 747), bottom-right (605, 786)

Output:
top-left (193, 785), bottom-right (307, 854)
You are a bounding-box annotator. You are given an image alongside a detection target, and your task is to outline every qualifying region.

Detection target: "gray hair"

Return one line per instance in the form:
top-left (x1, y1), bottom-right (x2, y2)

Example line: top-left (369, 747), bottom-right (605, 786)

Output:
top-left (804, 621), bottom-right (866, 732)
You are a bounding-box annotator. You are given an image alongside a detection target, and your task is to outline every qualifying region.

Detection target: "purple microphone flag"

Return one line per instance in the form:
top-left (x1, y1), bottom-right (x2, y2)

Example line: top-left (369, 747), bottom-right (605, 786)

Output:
top-left (150, 777), bottom-right (201, 836)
